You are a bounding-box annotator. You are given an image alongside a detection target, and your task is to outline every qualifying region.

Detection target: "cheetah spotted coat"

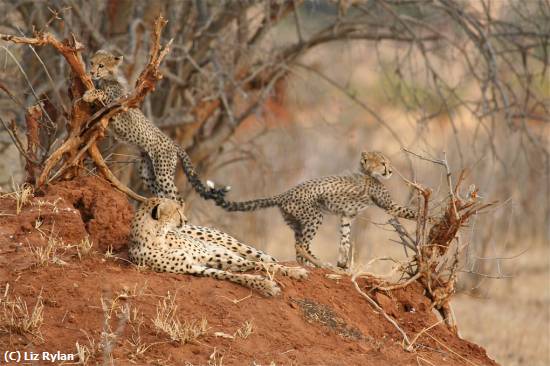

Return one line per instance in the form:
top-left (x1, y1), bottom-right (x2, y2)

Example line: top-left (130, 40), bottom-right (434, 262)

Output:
top-left (128, 197), bottom-right (308, 296)
top-left (215, 151), bottom-right (421, 270)
top-left (83, 50), bottom-right (227, 203)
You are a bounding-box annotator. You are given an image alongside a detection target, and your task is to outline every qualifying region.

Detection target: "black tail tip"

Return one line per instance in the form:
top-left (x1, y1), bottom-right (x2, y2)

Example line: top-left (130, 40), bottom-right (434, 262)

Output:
top-left (204, 180), bottom-right (231, 202)
top-left (204, 186), bottom-right (231, 204)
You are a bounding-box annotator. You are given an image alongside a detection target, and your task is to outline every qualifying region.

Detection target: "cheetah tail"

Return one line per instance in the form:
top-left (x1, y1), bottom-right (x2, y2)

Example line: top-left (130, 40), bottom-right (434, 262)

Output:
top-left (215, 196), bottom-right (279, 212)
top-left (177, 148), bottom-right (230, 201)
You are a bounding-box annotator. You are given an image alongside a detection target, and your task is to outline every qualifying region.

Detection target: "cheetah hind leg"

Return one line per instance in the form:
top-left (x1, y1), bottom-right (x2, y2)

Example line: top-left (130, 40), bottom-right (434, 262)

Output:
top-left (139, 152), bottom-right (160, 195)
top-left (294, 241), bottom-right (326, 268)
top-left (281, 210), bottom-right (319, 267)
top-left (291, 212), bottom-right (326, 268)
top-left (184, 224), bottom-right (278, 263)
top-left (150, 149), bottom-right (185, 205)
top-left (201, 246), bottom-right (307, 281)
top-left (218, 234), bottom-right (278, 263)
top-left (187, 264), bottom-right (280, 297)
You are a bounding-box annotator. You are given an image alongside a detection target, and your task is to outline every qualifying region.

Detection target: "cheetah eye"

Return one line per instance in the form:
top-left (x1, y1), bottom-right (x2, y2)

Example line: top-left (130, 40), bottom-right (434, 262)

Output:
top-left (90, 61), bottom-right (94, 66)
top-left (151, 205), bottom-right (160, 220)
top-left (98, 64), bottom-right (104, 68)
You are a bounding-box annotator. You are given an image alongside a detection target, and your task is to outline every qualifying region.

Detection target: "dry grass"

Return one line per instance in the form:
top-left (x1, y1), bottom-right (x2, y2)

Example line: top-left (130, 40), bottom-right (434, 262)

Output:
top-left (127, 325), bottom-right (158, 360)
top-left (103, 245), bottom-right (117, 260)
top-left (126, 302), bottom-right (164, 361)
top-left (453, 244), bottom-right (550, 366)
top-left (74, 236), bottom-right (94, 259)
top-left (214, 320), bottom-right (255, 341)
top-left (153, 292), bottom-right (208, 343)
top-left (27, 236), bottom-right (67, 266)
top-left (75, 340), bottom-right (94, 366)
top-left (0, 180), bottom-right (34, 215)
top-left (28, 234), bottom-right (96, 266)
top-left (0, 286), bottom-right (44, 340)
top-left (10, 181), bottom-right (33, 214)
top-left (74, 294), bottom-right (133, 365)
top-left (235, 320), bottom-right (254, 340)
top-left (32, 197), bottom-right (62, 215)
top-left (207, 349), bottom-right (224, 366)
top-left (99, 294), bottom-right (130, 358)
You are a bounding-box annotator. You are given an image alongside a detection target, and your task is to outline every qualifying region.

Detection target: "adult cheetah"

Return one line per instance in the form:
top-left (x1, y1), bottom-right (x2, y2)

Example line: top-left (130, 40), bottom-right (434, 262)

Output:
top-left (128, 197), bottom-right (308, 296)
top-left (214, 151), bottom-right (424, 270)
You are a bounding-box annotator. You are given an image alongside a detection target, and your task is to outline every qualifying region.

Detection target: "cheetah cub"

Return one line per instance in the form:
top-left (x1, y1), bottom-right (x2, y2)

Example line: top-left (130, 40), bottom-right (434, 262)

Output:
top-left (129, 197), bottom-right (308, 296)
top-left (215, 151), bottom-right (422, 270)
top-left (83, 50), bottom-right (228, 203)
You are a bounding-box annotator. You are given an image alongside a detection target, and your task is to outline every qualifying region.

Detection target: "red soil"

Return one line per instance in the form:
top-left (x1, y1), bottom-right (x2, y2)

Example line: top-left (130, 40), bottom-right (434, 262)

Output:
top-left (0, 177), bottom-right (498, 365)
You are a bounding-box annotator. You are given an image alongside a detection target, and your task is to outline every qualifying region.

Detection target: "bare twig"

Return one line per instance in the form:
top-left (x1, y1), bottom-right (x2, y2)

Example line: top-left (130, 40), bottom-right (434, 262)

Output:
top-left (351, 274), bottom-right (412, 350)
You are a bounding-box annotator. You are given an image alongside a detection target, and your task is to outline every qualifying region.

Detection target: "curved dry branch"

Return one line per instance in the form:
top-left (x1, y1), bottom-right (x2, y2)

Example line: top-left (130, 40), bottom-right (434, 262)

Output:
top-left (0, 32), bottom-right (93, 90)
top-left (1, 15), bottom-right (171, 202)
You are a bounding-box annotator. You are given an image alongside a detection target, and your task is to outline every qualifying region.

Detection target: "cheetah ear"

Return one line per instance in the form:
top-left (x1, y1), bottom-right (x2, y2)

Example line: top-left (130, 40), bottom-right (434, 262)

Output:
top-left (113, 55), bottom-right (123, 64)
top-left (360, 151), bottom-right (374, 173)
top-left (151, 204), bottom-right (160, 220)
top-left (361, 151), bottom-right (372, 164)
top-left (176, 208), bottom-right (187, 227)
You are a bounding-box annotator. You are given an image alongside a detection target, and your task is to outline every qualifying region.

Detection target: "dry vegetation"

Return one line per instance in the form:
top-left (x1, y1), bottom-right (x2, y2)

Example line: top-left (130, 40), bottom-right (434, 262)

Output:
top-left (153, 292), bottom-right (208, 344)
top-left (0, 1), bottom-right (549, 365)
top-left (0, 287), bottom-right (44, 340)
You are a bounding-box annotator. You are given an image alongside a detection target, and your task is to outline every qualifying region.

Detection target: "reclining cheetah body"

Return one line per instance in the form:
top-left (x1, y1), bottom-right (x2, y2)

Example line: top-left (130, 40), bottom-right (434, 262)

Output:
top-left (129, 197), bottom-right (307, 296)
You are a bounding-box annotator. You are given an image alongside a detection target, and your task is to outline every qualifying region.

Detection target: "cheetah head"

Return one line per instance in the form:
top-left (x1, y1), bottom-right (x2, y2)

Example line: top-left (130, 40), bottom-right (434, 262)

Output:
top-left (89, 50), bottom-right (123, 80)
top-left (147, 198), bottom-right (187, 229)
top-left (360, 151), bottom-right (392, 180)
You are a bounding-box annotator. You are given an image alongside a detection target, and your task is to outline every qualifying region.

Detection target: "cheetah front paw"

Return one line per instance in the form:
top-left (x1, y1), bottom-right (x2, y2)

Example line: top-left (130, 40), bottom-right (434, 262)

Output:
top-left (83, 89), bottom-right (106, 104)
top-left (285, 266), bottom-right (308, 280)
top-left (260, 278), bottom-right (281, 297)
top-left (82, 89), bottom-right (98, 103)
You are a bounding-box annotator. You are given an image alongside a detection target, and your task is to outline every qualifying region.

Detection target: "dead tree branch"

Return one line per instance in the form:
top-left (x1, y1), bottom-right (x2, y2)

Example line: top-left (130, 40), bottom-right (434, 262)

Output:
top-left (24, 104), bottom-right (42, 185)
top-left (1, 15), bottom-right (172, 201)
top-left (355, 151), bottom-right (496, 337)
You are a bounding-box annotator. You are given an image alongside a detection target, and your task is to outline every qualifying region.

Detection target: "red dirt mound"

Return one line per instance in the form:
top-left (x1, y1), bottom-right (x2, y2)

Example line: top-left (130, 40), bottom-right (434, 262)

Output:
top-left (43, 176), bottom-right (133, 252)
top-left (0, 179), bottom-right (498, 365)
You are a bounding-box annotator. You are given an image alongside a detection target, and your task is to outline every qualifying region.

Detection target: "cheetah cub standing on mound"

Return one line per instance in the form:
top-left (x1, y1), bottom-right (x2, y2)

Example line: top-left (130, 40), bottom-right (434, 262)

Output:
top-left (215, 151), bottom-right (422, 270)
top-left (83, 50), bottom-right (228, 203)
top-left (129, 197), bottom-right (308, 296)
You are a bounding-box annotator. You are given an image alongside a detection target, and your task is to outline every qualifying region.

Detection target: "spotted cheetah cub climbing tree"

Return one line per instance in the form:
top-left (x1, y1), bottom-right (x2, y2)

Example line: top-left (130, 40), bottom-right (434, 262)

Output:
top-left (83, 50), bottom-right (227, 203)
top-left (215, 151), bottom-right (423, 270)
top-left (129, 197), bottom-right (307, 296)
